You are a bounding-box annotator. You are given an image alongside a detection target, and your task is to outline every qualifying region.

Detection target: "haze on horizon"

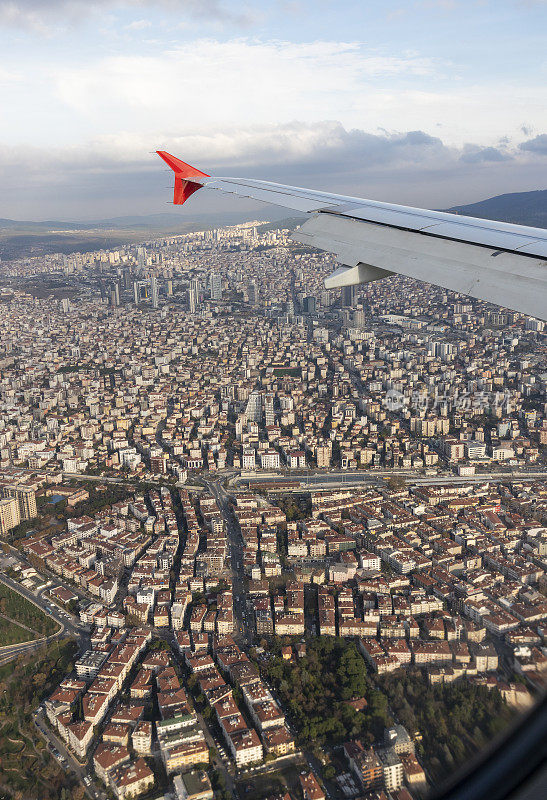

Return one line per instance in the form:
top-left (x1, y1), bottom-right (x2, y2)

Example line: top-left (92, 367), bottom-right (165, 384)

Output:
top-left (1, 0), bottom-right (547, 221)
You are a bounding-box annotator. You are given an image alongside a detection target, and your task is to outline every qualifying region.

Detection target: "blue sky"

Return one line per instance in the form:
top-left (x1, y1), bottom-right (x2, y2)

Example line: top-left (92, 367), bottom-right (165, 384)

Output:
top-left (1, 0), bottom-right (546, 219)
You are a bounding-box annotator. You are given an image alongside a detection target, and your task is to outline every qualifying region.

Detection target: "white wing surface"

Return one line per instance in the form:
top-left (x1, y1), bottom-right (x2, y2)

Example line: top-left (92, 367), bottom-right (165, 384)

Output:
top-left (157, 151), bottom-right (547, 320)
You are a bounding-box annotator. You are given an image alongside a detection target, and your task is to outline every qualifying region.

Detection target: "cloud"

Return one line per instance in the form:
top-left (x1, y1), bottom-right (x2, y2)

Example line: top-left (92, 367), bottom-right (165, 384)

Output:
top-left (519, 133), bottom-right (547, 154)
top-left (2, 34), bottom-right (546, 152)
top-left (48, 39), bottom-right (439, 137)
top-left (7, 37), bottom-right (533, 152)
top-left (0, 0), bottom-right (248, 31)
top-left (0, 121), bottom-right (546, 219)
top-left (126, 19), bottom-right (152, 30)
top-left (460, 145), bottom-right (512, 163)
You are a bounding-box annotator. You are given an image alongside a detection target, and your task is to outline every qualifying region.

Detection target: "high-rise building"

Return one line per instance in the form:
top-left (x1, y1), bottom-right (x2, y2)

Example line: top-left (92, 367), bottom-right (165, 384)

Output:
top-left (133, 281), bottom-right (140, 305)
top-left (61, 298), bottom-right (71, 313)
top-left (354, 308), bottom-right (365, 328)
top-left (303, 296), bottom-right (316, 314)
top-left (316, 445), bottom-right (332, 468)
top-left (0, 496), bottom-right (20, 536)
top-left (209, 271), bottom-right (222, 301)
top-left (264, 394), bottom-right (275, 426)
top-left (0, 484), bottom-right (37, 521)
top-left (137, 246), bottom-right (146, 271)
top-left (245, 391), bottom-right (262, 423)
top-left (247, 281), bottom-right (258, 304)
top-left (320, 291), bottom-right (332, 308)
top-left (342, 285), bottom-right (355, 307)
top-left (167, 279), bottom-right (173, 296)
top-left (151, 275), bottom-right (159, 309)
top-left (188, 288), bottom-right (197, 314)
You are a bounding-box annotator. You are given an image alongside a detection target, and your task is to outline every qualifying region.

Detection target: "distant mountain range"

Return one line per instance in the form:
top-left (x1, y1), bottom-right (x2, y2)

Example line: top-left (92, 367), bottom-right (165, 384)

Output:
top-left (447, 189), bottom-right (547, 228)
top-left (0, 207), bottom-right (295, 233)
top-left (0, 188), bottom-right (545, 238)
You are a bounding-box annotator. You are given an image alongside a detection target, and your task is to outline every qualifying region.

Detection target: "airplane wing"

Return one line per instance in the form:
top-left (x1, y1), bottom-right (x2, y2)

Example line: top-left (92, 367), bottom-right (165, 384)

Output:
top-left (157, 150), bottom-right (547, 320)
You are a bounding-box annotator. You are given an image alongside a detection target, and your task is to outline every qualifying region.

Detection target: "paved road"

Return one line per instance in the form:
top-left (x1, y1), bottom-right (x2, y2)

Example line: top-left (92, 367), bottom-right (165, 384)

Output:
top-left (237, 468), bottom-right (547, 491)
top-left (0, 572), bottom-right (88, 665)
top-left (205, 477), bottom-right (254, 647)
top-left (34, 708), bottom-right (106, 800)
top-left (4, 540), bottom-right (100, 618)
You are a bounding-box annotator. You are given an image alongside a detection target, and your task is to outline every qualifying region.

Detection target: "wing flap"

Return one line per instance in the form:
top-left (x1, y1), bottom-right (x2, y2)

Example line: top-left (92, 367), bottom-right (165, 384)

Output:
top-left (294, 213), bottom-right (547, 319)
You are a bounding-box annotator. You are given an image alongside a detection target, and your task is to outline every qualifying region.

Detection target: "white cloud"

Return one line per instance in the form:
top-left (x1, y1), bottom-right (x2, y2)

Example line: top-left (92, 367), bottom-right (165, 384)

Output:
top-left (10, 38), bottom-right (534, 149)
top-left (126, 19), bottom-right (152, 30)
top-left (48, 39), bottom-right (439, 135)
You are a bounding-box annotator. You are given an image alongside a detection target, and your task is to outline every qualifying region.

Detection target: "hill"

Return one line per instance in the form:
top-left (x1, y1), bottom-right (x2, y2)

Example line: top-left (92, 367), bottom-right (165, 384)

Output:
top-left (447, 189), bottom-right (547, 227)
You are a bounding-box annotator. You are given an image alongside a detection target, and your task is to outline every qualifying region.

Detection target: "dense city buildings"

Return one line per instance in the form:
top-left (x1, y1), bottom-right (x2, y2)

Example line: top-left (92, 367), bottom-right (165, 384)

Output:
top-left (0, 219), bottom-right (545, 800)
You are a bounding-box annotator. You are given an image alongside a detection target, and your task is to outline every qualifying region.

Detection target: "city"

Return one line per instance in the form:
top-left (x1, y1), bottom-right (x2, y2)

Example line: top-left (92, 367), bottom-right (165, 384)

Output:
top-left (0, 219), bottom-right (545, 800)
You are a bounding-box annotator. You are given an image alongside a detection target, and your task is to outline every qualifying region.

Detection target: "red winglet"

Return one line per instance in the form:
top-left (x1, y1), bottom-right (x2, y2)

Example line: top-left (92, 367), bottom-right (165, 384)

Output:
top-left (156, 151), bottom-right (209, 179)
top-left (156, 151), bottom-right (210, 205)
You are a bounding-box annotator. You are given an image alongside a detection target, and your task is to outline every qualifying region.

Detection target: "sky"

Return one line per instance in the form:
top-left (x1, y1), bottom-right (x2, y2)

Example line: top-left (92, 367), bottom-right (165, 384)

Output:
top-left (1, 0), bottom-right (547, 220)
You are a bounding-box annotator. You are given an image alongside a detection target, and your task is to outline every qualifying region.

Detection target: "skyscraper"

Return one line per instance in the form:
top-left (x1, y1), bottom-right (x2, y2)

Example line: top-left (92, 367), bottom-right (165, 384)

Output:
top-left (188, 287), bottom-right (197, 313)
top-left (133, 281), bottom-right (140, 305)
top-left (151, 275), bottom-right (159, 309)
top-left (247, 281), bottom-right (258, 304)
top-left (137, 246), bottom-right (146, 271)
top-left (167, 279), bottom-right (173, 296)
top-left (342, 285), bottom-right (355, 307)
top-left (264, 393), bottom-right (275, 426)
top-left (209, 271), bottom-right (222, 301)
top-left (245, 391), bottom-right (262, 423)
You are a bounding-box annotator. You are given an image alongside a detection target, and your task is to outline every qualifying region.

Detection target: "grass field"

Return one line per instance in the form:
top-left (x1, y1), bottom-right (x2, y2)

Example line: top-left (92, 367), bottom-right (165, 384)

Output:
top-left (0, 582), bottom-right (58, 638)
top-left (272, 367), bottom-right (301, 377)
top-left (0, 618), bottom-right (36, 647)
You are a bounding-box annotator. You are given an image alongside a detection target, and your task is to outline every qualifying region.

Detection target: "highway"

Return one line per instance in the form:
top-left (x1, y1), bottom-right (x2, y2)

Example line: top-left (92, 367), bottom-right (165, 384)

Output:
top-left (236, 468), bottom-right (547, 492)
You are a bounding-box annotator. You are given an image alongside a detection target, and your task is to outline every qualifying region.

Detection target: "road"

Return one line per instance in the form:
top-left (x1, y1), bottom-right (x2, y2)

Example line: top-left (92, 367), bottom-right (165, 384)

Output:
top-left (0, 571), bottom-right (100, 797)
top-left (0, 571), bottom-right (88, 665)
top-left (156, 623), bottom-right (240, 797)
top-left (237, 468), bottom-right (547, 491)
top-left (4, 539), bottom-right (104, 615)
top-left (204, 476), bottom-right (254, 647)
top-left (34, 707), bottom-right (106, 800)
